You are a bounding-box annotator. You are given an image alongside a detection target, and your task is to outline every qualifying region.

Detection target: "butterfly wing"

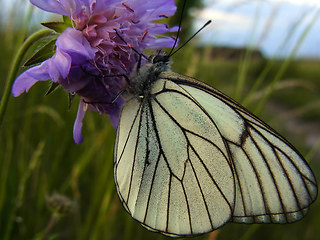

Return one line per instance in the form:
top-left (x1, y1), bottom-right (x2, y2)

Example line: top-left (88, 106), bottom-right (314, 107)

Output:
top-left (114, 72), bottom-right (317, 236)
top-left (161, 72), bottom-right (318, 224)
top-left (114, 77), bottom-right (235, 236)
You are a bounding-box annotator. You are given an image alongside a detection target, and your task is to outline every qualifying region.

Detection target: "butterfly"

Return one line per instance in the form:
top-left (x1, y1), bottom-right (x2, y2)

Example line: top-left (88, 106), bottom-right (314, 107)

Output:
top-left (112, 52), bottom-right (318, 237)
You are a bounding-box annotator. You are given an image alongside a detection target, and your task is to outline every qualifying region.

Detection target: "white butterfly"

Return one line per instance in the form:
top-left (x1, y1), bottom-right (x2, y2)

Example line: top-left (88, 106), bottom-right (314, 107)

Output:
top-left (113, 54), bottom-right (318, 237)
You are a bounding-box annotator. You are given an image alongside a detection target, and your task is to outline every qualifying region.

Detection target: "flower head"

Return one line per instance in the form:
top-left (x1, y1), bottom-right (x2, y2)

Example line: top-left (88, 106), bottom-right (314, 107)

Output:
top-left (13, 0), bottom-right (177, 143)
top-left (46, 193), bottom-right (75, 216)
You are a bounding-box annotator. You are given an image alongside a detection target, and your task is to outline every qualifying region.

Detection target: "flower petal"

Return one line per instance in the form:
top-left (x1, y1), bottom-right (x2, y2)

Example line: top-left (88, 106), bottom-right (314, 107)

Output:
top-left (108, 98), bottom-right (123, 129)
top-left (30, 0), bottom-right (71, 15)
top-left (59, 64), bottom-right (91, 92)
top-left (56, 28), bottom-right (97, 61)
top-left (12, 60), bottom-right (50, 97)
top-left (73, 101), bottom-right (87, 144)
top-left (48, 48), bottom-right (72, 81)
top-left (46, 28), bottom-right (97, 82)
top-left (30, 0), bottom-right (87, 16)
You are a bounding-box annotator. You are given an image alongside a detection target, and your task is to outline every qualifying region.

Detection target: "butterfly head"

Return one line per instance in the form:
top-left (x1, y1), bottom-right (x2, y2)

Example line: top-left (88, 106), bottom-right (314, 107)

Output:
top-left (150, 54), bottom-right (170, 64)
top-left (145, 52), bottom-right (171, 74)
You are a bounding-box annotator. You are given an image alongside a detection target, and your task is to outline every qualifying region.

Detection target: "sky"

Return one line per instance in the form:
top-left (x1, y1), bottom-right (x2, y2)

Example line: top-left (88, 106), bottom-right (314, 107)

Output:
top-left (1, 0), bottom-right (320, 58)
top-left (194, 0), bottom-right (320, 58)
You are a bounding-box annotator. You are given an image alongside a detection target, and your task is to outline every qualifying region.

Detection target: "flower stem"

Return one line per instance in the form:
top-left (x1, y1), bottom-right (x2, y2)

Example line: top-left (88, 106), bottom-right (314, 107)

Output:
top-left (39, 214), bottom-right (60, 240)
top-left (0, 29), bottom-right (53, 126)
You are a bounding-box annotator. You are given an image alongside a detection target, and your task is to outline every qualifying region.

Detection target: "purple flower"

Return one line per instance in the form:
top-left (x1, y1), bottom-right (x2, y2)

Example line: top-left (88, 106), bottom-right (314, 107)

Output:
top-left (12, 0), bottom-right (177, 143)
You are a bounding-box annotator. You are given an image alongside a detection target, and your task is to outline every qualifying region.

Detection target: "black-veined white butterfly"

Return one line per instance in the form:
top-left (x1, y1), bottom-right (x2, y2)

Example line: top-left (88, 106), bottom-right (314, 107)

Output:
top-left (113, 53), bottom-right (318, 237)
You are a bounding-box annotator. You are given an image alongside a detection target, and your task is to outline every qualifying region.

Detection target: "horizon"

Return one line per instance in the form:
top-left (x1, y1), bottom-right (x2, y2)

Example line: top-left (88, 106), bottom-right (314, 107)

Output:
top-left (194, 0), bottom-right (320, 58)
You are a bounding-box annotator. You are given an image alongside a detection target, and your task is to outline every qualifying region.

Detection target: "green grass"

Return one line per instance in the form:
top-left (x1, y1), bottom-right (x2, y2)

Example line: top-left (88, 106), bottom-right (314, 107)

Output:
top-left (1, 2), bottom-right (320, 240)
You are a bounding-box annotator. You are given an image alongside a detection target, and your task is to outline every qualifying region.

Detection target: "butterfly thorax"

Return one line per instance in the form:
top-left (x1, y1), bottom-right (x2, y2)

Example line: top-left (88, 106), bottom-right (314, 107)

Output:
top-left (127, 55), bottom-right (171, 98)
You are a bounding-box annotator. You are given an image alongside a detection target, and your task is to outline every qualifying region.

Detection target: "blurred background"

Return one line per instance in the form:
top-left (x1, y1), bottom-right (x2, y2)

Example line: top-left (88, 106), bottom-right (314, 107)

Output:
top-left (0, 0), bottom-right (319, 239)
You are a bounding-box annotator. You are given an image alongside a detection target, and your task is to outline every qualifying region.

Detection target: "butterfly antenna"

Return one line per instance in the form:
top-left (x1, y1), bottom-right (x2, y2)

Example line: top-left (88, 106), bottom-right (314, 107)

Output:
top-left (168, 0), bottom-right (187, 57)
top-left (168, 20), bottom-right (212, 58)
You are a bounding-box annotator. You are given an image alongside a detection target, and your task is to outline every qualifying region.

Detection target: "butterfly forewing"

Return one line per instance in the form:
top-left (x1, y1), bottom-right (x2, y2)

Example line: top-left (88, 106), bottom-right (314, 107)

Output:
top-left (115, 77), bottom-right (235, 236)
top-left (114, 71), bottom-right (317, 236)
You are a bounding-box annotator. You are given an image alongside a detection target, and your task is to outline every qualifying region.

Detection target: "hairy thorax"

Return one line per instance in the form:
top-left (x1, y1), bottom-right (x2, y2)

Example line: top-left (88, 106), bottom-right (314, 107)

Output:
top-left (127, 60), bottom-right (171, 98)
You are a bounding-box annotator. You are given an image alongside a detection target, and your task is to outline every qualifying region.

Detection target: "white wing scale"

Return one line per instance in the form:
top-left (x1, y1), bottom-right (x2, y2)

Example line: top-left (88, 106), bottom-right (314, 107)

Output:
top-left (114, 72), bottom-right (317, 236)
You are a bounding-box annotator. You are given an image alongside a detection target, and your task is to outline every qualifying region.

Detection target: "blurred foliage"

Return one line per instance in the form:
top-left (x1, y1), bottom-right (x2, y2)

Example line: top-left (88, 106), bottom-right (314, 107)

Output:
top-left (1, 1), bottom-right (320, 240)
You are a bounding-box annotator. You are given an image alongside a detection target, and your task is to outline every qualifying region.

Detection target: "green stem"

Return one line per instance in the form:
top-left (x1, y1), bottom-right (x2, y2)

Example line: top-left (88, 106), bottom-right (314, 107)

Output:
top-left (40, 214), bottom-right (60, 240)
top-left (0, 28), bottom-right (53, 126)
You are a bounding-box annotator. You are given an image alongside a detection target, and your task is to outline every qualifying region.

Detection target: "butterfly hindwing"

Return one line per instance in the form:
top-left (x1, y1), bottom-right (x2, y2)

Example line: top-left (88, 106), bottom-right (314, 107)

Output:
top-left (162, 72), bottom-right (318, 224)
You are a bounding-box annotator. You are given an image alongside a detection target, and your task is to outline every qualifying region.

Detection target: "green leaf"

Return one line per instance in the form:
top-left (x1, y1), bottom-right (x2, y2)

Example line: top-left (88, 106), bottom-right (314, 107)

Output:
top-left (24, 38), bottom-right (57, 66)
top-left (45, 82), bottom-right (60, 96)
top-left (63, 15), bottom-right (72, 26)
top-left (41, 21), bottom-right (70, 33)
top-left (68, 93), bottom-right (76, 110)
